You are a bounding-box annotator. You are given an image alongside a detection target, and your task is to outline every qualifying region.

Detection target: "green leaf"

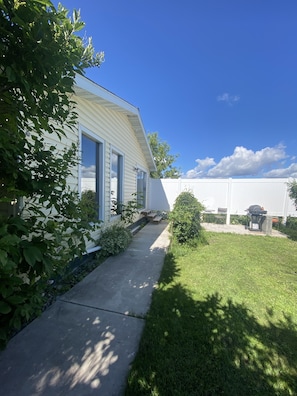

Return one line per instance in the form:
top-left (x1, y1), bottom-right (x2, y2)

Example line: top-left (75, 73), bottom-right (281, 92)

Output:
top-left (23, 246), bottom-right (43, 267)
top-left (0, 301), bottom-right (11, 314)
top-left (0, 234), bottom-right (20, 248)
top-left (34, 0), bottom-right (53, 6)
top-left (0, 283), bottom-right (13, 299)
top-left (6, 295), bottom-right (25, 305)
top-left (0, 328), bottom-right (7, 340)
top-left (11, 316), bottom-right (21, 330)
top-left (0, 250), bottom-right (8, 266)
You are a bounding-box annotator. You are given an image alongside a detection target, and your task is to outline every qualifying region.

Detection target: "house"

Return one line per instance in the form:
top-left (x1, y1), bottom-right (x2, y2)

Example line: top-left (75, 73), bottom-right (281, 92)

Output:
top-left (46, 74), bottom-right (156, 251)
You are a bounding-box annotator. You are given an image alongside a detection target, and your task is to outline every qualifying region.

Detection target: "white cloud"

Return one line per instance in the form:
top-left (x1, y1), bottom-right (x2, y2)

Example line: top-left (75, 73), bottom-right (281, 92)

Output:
top-left (185, 157), bottom-right (216, 178)
top-left (208, 145), bottom-right (286, 177)
top-left (184, 145), bottom-right (290, 178)
top-left (264, 163), bottom-right (297, 178)
top-left (217, 92), bottom-right (240, 105)
top-left (82, 165), bottom-right (96, 178)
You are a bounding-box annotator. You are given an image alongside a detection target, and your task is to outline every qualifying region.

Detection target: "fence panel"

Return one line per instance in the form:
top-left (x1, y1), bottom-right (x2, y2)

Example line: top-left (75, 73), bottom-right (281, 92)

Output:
top-left (148, 178), bottom-right (297, 223)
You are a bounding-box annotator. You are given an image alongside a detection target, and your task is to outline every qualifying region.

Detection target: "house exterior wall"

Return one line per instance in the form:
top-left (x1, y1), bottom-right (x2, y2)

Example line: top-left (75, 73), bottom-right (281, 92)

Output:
top-left (75, 95), bottom-right (150, 219)
top-left (148, 178), bottom-right (297, 223)
top-left (40, 88), bottom-right (152, 252)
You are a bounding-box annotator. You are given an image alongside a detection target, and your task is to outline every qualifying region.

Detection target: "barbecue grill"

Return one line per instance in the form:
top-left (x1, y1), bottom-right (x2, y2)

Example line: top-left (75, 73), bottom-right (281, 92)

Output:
top-left (246, 204), bottom-right (267, 231)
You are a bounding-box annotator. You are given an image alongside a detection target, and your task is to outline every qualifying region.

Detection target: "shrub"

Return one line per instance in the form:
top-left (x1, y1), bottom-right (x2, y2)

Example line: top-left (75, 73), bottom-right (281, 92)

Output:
top-left (98, 224), bottom-right (132, 257)
top-left (285, 216), bottom-right (297, 229)
top-left (203, 213), bottom-right (226, 224)
top-left (230, 214), bottom-right (248, 225)
top-left (169, 191), bottom-right (205, 245)
top-left (288, 179), bottom-right (297, 210)
top-left (0, 2), bottom-right (103, 349)
top-left (0, 192), bottom-right (98, 349)
top-left (120, 193), bottom-right (142, 225)
top-left (278, 216), bottom-right (297, 240)
top-left (111, 193), bottom-right (143, 225)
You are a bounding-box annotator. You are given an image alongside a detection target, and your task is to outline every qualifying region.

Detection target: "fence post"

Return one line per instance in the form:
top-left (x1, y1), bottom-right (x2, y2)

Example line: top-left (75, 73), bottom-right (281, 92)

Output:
top-left (226, 178), bottom-right (232, 225)
top-left (283, 178), bottom-right (290, 224)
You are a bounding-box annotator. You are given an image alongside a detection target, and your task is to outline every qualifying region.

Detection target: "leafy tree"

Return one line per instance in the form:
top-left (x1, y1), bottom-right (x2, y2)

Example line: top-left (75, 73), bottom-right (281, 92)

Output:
top-left (288, 179), bottom-right (297, 210)
top-left (0, 0), bottom-right (104, 347)
top-left (147, 132), bottom-right (181, 178)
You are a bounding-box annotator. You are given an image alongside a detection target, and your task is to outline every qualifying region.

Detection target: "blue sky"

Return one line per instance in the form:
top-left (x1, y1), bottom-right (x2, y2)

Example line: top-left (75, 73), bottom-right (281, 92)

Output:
top-left (56, 0), bottom-right (297, 178)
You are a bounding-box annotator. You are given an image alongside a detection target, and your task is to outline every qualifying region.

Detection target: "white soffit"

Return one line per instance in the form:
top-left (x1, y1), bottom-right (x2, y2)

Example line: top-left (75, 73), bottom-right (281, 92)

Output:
top-left (74, 74), bottom-right (156, 172)
top-left (74, 74), bottom-right (137, 114)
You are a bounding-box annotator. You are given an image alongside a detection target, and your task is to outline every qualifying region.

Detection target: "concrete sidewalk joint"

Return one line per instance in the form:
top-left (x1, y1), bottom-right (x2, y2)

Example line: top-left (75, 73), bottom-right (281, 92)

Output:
top-left (0, 222), bottom-right (170, 396)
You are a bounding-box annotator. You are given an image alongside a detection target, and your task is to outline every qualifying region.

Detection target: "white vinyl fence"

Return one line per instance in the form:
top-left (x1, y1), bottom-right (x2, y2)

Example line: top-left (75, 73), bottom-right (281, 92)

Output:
top-left (148, 178), bottom-right (297, 224)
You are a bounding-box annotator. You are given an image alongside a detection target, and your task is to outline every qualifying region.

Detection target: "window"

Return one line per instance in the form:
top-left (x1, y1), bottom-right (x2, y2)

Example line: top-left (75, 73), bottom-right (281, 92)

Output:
top-left (0, 199), bottom-right (20, 218)
top-left (137, 169), bottom-right (147, 208)
top-left (80, 132), bottom-right (103, 221)
top-left (111, 150), bottom-right (123, 216)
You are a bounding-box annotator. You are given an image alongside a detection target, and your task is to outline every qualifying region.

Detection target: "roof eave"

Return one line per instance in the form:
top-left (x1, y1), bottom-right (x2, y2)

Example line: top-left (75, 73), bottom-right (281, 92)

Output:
top-left (74, 74), bottom-right (156, 172)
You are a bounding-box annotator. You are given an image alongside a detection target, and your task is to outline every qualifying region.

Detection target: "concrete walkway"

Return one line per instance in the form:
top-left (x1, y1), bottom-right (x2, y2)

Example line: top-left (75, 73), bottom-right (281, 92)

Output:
top-left (0, 222), bottom-right (170, 396)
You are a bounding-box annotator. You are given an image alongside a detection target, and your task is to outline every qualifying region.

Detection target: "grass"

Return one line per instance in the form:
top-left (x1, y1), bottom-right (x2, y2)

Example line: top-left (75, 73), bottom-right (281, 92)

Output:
top-left (125, 232), bottom-right (297, 396)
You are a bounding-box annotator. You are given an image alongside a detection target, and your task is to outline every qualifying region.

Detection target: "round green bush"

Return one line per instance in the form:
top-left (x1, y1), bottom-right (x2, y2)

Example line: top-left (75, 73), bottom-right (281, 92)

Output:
top-left (98, 224), bottom-right (132, 257)
top-left (169, 191), bottom-right (204, 244)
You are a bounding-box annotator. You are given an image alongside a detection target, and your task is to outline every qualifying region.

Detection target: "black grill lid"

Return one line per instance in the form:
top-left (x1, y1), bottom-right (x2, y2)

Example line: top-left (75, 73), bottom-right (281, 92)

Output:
top-left (248, 205), bottom-right (267, 214)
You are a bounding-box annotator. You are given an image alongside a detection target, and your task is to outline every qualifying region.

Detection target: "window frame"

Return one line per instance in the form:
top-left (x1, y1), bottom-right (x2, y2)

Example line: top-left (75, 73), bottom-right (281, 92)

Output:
top-left (110, 147), bottom-right (124, 218)
top-left (136, 166), bottom-right (147, 209)
top-left (79, 126), bottom-right (105, 222)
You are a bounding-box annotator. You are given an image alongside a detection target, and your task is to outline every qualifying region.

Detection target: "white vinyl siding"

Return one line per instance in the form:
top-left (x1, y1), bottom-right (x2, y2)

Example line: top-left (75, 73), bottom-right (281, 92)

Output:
top-left (75, 95), bottom-right (150, 220)
top-left (42, 82), bottom-right (154, 252)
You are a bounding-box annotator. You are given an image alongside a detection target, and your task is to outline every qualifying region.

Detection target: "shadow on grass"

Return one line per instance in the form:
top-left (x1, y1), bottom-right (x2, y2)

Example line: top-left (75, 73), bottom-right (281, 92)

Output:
top-left (157, 251), bottom-right (181, 285)
top-left (126, 253), bottom-right (297, 396)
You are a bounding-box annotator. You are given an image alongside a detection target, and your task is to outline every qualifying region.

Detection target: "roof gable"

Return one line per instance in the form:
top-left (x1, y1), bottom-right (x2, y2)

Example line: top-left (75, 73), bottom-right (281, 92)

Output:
top-left (74, 74), bottom-right (156, 172)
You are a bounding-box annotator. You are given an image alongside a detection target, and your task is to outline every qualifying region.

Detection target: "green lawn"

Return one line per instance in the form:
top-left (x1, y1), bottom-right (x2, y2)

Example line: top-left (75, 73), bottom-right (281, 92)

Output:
top-left (125, 232), bottom-right (297, 396)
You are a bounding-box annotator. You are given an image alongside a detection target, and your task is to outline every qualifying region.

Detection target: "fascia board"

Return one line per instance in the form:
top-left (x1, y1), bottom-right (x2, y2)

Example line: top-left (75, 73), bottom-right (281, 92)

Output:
top-left (74, 74), bottom-right (156, 172)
